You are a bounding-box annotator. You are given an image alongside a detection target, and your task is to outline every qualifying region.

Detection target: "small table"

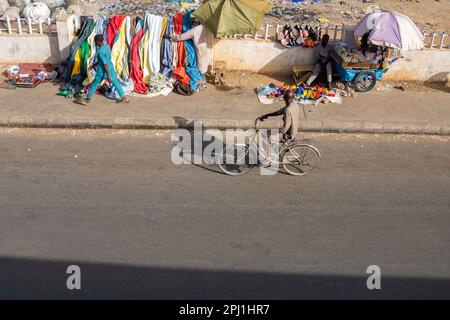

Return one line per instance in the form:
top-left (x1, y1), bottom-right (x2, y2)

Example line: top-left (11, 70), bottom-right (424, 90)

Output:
top-left (292, 64), bottom-right (315, 84)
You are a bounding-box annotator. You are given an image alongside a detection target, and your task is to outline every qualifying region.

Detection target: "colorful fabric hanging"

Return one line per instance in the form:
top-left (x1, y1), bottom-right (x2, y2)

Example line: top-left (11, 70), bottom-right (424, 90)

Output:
top-left (71, 48), bottom-right (82, 77)
top-left (103, 17), bottom-right (109, 46)
top-left (63, 13), bottom-right (206, 97)
top-left (95, 17), bottom-right (106, 35)
top-left (182, 11), bottom-right (205, 91)
top-left (84, 26), bottom-right (98, 84)
top-left (160, 16), bottom-right (168, 42)
top-left (80, 39), bottom-right (91, 79)
top-left (160, 17), bottom-right (173, 79)
top-left (130, 20), bottom-right (148, 94)
top-left (111, 16), bottom-right (131, 79)
top-left (172, 12), bottom-right (190, 85)
top-left (65, 18), bottom-right (95, 81)
top-left (141, 13), bottom-right (164, 84)
top-left (107, 16), bottom-right (126, 48)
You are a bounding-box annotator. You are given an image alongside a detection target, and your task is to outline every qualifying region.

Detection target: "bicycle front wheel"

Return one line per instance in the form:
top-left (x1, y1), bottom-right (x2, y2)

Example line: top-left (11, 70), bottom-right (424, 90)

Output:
top-left (282, 144), bottom-right (320, 176)
top-left (218, 144), bottom-right (256, 176)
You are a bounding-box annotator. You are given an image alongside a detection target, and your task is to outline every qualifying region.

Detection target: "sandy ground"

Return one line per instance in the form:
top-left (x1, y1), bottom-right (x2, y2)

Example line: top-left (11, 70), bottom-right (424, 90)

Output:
top-left (299, 0), bottom-right (450, 31)
top-left (1, 64), bottom-right (447, 94)
top-left (210, 69), bottom-right (449, 93)
top-left (87, 0), bottom-right (450, 32)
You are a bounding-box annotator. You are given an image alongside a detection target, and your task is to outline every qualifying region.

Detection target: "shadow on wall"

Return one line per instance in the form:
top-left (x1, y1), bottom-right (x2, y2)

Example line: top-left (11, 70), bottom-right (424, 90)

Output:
top-left (1, 256), bottom-right (450, 299)
top-left (47, 35), bottom-right (62, 64)
top-left (213, 39), bottom-right (316, 78)
top-left (0, 34), bottom-right (61, 64)
top-left (258, 43), bottom-right (316, 77)
top-left (424, 72), bottom-right (450, 93)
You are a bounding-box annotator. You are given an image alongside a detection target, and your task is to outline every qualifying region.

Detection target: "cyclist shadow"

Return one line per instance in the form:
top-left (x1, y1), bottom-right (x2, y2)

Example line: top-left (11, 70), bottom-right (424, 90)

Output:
top-left (173, 116), bottom-right (225, 175)
top-left (172, 116), bottom-right (318, 176)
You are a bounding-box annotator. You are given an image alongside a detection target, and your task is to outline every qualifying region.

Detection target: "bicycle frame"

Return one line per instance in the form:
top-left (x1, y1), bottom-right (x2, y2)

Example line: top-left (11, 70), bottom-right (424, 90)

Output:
top-left (219, 119), bottom-right (321, 175)
top-left (231, 120), bottom-right (292, 166)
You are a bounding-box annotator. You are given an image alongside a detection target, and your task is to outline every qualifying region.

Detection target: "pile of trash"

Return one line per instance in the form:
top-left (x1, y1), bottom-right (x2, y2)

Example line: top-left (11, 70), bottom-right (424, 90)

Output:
top-left (98, 0), bottom-right (201, 16)
top-left (268, 3), bottom-right (315, 23)
top-left (268, 0), bottom-right (332, 23)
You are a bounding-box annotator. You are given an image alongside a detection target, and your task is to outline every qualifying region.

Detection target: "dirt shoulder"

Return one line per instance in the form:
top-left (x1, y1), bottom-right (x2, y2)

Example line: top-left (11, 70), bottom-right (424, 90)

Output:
top-left (270, 0), bottom-right (449, 32)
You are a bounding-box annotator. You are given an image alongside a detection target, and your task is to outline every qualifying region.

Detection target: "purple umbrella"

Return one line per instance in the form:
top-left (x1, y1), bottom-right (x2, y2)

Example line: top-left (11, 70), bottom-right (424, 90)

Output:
top-left (354, 10), bottom-right (424, 51)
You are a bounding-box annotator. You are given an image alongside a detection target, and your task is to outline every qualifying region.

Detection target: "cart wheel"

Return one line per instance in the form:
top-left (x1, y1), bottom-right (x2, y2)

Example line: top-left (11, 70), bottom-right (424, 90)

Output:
top-left (353, 71), bottom-right (377, 92)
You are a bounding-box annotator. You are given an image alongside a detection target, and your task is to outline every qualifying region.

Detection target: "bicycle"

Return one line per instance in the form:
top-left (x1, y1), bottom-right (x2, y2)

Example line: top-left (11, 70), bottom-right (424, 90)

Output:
top-left (217, 118), bottom-right (321, 176)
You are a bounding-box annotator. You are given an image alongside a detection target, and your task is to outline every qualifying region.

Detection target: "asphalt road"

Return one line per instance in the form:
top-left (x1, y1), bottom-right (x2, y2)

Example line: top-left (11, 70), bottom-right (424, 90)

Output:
top-left (0, 129), bottom-right (449, 299)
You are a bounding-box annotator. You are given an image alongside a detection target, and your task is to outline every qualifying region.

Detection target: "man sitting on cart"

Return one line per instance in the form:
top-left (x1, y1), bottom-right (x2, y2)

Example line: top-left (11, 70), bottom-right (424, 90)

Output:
top-left (306, 34), bottom-right (333, 89)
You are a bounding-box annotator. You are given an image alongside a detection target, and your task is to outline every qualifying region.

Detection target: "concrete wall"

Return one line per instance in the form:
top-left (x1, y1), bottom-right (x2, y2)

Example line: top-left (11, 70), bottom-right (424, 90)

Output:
top-left (0, 34), bottom-right (60, 64)
top-left (383, 50), bottom-right (450, 82)
top-left (0, 14), bottom-right (75, 64)
top-left (212, 38), bottom-right (450, 82)
top-left (213, 38), bottom-right (316, 75)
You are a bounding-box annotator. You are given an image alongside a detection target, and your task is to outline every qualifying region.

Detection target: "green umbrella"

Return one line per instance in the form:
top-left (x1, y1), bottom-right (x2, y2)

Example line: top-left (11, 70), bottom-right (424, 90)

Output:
top-left (191, 0), bottom-right (272, 37)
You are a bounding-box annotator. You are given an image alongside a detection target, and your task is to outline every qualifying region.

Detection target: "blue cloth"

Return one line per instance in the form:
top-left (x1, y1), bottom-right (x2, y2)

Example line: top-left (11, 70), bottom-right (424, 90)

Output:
top-left (258, 85), bottom-right (278, 96)
top-left (87, 44), bottom-right (124, 100)
top-left (95, 17), bottom-right (105, 35)
top-left (160, 17), bottom-right (173, 79)
top-left (103, 18), bottom-right (109, 46)
top-left (182, 11), bottom-right (205, 91)
top-left (105, 78), bottom-right (134, 99)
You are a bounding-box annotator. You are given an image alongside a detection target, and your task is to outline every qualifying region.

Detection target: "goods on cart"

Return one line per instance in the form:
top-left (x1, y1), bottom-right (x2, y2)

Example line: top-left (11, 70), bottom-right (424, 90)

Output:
top-left (333, 42), bottom-right (402, 70)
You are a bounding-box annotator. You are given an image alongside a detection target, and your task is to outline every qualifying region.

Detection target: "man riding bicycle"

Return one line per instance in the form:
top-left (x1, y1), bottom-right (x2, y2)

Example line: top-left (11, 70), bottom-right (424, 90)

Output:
top-left (258, 89), bottom-right (299, 142)
top-left (218, 90), bottom-right (320, 175)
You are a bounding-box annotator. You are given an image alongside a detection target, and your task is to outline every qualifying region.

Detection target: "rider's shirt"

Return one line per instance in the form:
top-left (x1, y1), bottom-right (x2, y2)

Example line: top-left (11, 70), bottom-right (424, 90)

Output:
top-left (281, 101), bottom-right (299, 140)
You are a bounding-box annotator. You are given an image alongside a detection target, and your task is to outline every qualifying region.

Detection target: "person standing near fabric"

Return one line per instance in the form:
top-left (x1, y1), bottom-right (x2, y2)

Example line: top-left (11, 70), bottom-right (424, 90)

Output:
top-left (79, 34), bottom-right (129, 105)
top-left (306, 34), bottom-right (333, 89)
top-left (171, 22), bottom-right (212, 74)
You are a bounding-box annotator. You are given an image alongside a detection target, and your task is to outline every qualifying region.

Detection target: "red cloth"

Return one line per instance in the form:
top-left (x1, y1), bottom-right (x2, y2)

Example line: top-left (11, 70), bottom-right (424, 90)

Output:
top-left (107, 16), bottom-right (126, 48)
top-left (172, 13), bottom-right (190, 85)
top-left (130, 27), bottom-right (148, 94)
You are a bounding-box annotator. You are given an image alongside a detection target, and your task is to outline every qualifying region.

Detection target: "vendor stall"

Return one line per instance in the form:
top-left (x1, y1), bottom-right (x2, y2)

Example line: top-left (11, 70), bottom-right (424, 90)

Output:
top-left (332, 10), bottom-right (424, 92)
top-left (331, 41), bottom-right (402, 92)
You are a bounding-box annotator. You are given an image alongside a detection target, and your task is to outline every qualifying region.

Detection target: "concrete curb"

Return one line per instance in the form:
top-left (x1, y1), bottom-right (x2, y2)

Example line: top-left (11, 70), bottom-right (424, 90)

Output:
top-left (0, 117), bottom-right (449, 135)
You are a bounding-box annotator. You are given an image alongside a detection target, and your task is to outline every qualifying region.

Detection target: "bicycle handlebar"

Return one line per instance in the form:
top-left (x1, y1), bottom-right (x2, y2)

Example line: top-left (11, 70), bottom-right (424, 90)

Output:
top-left (254, 117), bottom-right (260, 129)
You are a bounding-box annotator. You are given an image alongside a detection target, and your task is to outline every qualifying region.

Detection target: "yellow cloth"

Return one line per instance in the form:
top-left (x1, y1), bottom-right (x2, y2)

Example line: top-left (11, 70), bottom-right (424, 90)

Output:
top-left (111, 17), bottom-right (130, 79)
top-left (160, 16), bottom-right (168, 42)
top-left (140, 21), bottom-right (151, 84)
top-left (71, 48), bottom-right (82, 77)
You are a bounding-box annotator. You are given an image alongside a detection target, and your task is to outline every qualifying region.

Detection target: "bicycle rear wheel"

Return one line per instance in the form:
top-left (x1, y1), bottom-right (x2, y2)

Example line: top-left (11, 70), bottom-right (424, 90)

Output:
top-left (218, 144), bottom-right (256, 176)
top-left (282, 144), bottom-right (320, 176)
